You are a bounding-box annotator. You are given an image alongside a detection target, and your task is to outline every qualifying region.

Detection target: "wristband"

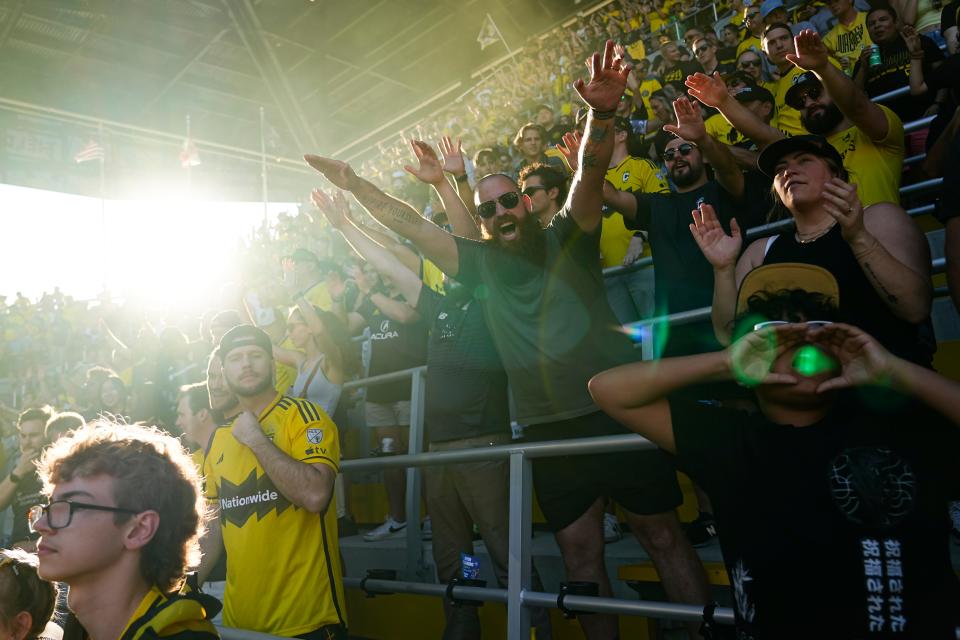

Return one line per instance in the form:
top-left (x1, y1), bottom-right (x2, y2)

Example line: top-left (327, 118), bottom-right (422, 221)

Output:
top-left (8, 471), bottom-right (21, 484)
top-left (591, 108), bottom-right (617, 120)
top-left (454, 173), bottom-right (470, 183)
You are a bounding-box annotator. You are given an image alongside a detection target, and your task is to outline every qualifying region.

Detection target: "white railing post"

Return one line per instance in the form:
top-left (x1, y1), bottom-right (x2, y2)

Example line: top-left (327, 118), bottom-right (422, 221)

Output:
top-left (506, 450), bottom-right (533, 639)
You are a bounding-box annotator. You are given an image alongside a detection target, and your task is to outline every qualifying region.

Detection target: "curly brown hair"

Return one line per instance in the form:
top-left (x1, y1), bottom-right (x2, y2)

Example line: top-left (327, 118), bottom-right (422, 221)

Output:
top-left (0, 549), bottom-right (58, 640)
top-left (37, 421), bottom-right (206, 594)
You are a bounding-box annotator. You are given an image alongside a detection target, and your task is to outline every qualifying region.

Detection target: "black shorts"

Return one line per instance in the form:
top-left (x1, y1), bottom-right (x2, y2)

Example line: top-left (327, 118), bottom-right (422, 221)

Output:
top-left (524, 411), bottom-right (682, 532)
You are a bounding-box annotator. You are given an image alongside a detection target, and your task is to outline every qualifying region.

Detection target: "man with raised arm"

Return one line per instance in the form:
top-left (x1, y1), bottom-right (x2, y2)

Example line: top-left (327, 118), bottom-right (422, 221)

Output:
top-left (686, 29), bottom-right (904, 208)
top-left (306, 41), bottom-right (710, 640)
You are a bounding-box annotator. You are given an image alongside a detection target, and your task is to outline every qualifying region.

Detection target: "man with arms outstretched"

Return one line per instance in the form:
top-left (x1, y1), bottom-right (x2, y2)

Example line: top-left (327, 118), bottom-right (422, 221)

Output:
top-left (306, 41), bottom-right (710, 639)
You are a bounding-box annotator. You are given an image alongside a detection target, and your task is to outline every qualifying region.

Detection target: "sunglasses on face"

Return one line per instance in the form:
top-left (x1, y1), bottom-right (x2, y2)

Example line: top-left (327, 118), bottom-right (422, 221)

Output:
top-left (695, 45), bottom-right (712, 55)
top-left (790, 84), bottom-right (823, 108)
top-left (521, 185), bottom-right (547, 197)
top-left (739, 59), bottom-right (762, 68)
top-left (477, 191), bottom-right (521, 219)
top-left (662, 142), bottom-right (697, 161)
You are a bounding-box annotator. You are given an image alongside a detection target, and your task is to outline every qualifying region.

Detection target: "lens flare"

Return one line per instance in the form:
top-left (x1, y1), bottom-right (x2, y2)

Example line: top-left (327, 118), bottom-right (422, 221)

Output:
top-left (792, 345), bottom-right (835, 377)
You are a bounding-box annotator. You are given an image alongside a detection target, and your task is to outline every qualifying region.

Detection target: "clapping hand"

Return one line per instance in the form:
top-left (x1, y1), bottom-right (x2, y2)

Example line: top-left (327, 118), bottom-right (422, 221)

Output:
top-left (304, 155), bottom-right (359, 191)
top-left (438, 136), bottom-right (466, 176)
top-left (820, 178), bottom-right (865, 243)
top-left (786, 29), bottom-right (830, 73)
top-left (689, 203), bottom-right (742, 271)
top-left (403, 140), bottom-right (445, 185)
top-left (556, 130), bottom-right (582, 172)
top-left (574, 39), bottom-right (632, 112)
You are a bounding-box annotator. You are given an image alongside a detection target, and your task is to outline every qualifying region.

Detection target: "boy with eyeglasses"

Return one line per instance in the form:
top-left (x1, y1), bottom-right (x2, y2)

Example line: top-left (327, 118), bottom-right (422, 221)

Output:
top-left (30, 421), bottom-right (219, 640)
top-left (590, 263), bottom-right (960, 637)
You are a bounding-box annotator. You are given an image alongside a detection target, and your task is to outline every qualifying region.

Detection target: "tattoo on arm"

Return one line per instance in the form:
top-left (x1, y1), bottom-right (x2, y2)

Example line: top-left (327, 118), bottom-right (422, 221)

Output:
top-left (581, 153), bottom-right (599, 169)
top-left (588, 125), bottom-right (610, 143)
top-left (862, 261), bottom-right (899, 304)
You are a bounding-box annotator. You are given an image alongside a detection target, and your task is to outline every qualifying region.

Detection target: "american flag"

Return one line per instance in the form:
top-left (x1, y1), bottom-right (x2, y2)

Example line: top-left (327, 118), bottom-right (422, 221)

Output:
top-left (74, 139), bottom-right (105, 163)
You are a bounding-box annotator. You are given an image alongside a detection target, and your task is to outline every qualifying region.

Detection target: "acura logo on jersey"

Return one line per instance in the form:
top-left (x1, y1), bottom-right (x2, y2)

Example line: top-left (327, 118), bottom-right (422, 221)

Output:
top-left (219, 469), bottom-right (292, 526)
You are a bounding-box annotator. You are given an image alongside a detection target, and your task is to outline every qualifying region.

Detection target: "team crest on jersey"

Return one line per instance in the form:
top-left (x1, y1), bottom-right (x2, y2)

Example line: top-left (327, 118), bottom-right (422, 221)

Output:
top-left (219, 469), bottom-right (292, 527)
top-left (622, 171), bottom-right (630, 183)
top-left (307, 428), bottom-right (324, 444)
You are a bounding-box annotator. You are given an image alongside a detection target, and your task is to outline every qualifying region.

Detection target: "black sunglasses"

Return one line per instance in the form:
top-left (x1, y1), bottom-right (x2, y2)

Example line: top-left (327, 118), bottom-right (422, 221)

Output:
top-left (694, 45), bottom-right (712, 55)
top-left (521, 185), bottom-right (547, 197)
top-left (789, 83), bottom-right (823, 109)
top-left (739, 59), bottom-right (762, 68)
top-left (662, 143), bottom-right (697, 161)
top-left (477, 191), bottom-right (521, 219)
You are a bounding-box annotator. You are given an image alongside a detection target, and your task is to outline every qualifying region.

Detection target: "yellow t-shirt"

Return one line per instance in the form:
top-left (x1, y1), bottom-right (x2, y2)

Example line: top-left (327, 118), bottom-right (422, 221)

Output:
top-left (626, 39), bottom-right (647, 61)
top-left (205, 394), bottom-right (345, 635)
top-left (736, 35), bottom-right (762, 59)
top-left (421, 258), bottom-right (445, 294)
top-left (705, 113), bottom-right (750, 146)
top-left (274, 336), bottom-right (297, 396)
top-left (772, 59), bottom-right (843, 135)
top-left (827, 105), bottom-right (904, 207)
top-left (823, 12), bottom-right (873, 73)
top-left (637, 77), bottom-right (664, 116)
top-left (601, 157), bottom-right (669, 268)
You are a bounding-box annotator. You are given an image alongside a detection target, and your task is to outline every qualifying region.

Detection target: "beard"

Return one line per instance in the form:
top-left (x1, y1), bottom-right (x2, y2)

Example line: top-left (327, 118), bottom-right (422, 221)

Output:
top-left (226, 372), bottom-right (273, 398)
top-left (801, 102), bottom-right (844, 135)
top-left (485, 213), bottom-right (546, 262)
top-left (670, 160), bottom-right (702, 187)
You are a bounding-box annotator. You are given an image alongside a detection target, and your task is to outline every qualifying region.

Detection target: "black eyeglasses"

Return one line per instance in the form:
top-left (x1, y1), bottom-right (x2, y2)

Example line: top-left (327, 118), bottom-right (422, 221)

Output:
top-left (521, 185), bottom-right (546, 197)
top-left (694, 45), bottom-right (712, 55)
top-left (662, 143), bottom-right (697, 162)
top-left (29, 500), bottom-right (140, 533)
top-left (739, 59), bottom-right (762, 68)
top-left (477, 191), bottom-right (521, 219)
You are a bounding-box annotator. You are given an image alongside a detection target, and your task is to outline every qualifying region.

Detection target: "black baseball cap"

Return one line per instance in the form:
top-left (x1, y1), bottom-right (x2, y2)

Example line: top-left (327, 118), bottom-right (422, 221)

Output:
top-left (784, 71), bottom-right (822, 110)
top-left (218, 325), bottom-right (273, 361)
top-left (756, 134), bottom-right (845, 178)
top-left (732, 85), bottom-right (775, 106)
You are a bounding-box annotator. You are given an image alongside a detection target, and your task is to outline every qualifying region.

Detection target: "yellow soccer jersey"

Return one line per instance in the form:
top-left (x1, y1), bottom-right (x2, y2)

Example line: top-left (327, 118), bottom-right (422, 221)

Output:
top-left (823, 12), bottom-right (872, 73)
top-left (705, 113), bottom-right (749, 147)
top-left (421, 258), bottom-right (445, 294)
top-left (827, 105), bottom-right (903, 207)
top-left (601, 158), bottom-right (669, 268)
top-left (274, 336), bottom-right (297, 395)
top-left (204, 394), bottom-right (345, 636)
top-left (637, 77), bottom-right (663, 116)
top-left (736, 35), bottom-right (762, 59)
top-left (118, 585), bottom-right (218, 640)
top-left (774, 66), bottom-right (809, 136)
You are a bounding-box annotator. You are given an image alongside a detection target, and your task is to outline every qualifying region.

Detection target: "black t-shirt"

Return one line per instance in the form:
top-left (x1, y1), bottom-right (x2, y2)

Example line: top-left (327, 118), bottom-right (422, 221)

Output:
top-left (10, 470), bottom-right (43, 542)
top-left (454, 208), bottom-right (637, 424)
top-left (359, 295), bottom-right (428, 403)
top-left (852, 35), bottom-right (943, 123)
top-left (717, 45), bottom-right (739, 67)
top-left (764, 225), bottom-right (929, 365)
top-left (661, 60), bottom-right (701, 92)
top-left (942, 0), bottom-right (960, 34)
top-left (416, 287), bottom-right (509, 443)
top-left (670, 396), bottom-right (960, 638)
top-left (628, 180), bottom-right (763, 357)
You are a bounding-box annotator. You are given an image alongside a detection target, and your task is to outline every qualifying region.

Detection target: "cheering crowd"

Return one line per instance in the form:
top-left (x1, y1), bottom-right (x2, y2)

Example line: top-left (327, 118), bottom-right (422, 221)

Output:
top-left (3, 0), bottom-right (960, 638)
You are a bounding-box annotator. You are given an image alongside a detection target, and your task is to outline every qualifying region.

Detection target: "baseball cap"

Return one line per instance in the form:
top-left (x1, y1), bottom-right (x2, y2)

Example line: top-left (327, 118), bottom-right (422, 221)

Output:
top-left (760, 0), bottom-right (785, 18)
top-left (218, 324), bottom-right (273, 361)
top-left (736, 263), bottom-right (840, 315)
top-left (756, 134), bottom-right (844, 177)
top-left (783, 71), bottom-right (822, 110)
top-left (731, 85), bottom-right (775, 106)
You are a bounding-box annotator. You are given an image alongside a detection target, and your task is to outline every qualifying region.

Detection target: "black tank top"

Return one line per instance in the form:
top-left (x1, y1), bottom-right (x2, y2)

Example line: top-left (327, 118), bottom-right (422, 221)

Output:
top-left (763, 225), bottom-right (929, 365)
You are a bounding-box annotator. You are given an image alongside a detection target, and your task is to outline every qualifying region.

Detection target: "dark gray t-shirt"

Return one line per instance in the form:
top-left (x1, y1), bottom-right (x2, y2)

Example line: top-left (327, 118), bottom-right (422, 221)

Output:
top-left (454, 208), bottom-right (638, 424)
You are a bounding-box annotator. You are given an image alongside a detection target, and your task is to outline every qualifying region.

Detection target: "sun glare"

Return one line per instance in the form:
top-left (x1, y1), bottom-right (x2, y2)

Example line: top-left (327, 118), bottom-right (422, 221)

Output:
top-left (0, 183), bottom-right (296, 309)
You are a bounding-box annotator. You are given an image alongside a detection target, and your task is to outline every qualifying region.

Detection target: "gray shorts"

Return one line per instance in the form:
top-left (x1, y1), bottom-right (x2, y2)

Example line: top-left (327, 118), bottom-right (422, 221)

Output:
top-left (365, 400), bottom-right (411, 428)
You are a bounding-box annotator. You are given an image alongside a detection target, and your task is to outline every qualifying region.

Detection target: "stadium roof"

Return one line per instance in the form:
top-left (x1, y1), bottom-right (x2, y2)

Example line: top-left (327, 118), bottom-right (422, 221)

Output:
top-left (0, 0), bottom-right (592, 164)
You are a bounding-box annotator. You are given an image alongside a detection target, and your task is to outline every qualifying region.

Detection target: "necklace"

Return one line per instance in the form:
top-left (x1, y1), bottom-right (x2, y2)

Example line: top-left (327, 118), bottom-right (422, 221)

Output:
top-left (795, 221), bottom-right (837, 244)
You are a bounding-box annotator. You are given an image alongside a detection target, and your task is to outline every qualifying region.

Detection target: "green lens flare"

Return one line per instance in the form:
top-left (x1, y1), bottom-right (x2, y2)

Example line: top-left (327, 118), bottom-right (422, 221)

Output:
top-left (792, 345), bottom-right (834, 376)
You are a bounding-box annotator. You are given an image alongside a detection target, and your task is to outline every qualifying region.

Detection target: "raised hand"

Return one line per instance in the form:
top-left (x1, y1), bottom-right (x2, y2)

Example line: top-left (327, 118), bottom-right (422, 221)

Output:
top-left (574, 39), bottom-right (632, 112)
top-left (304, 155), bottom-right (359, 191)
top-left (805, 323), bottom-right (894, 392)
top-left (689, 203), bottom-right (742, 270)
top-left (901, 24), bottom-right (923, 57)
top-left (310, 188), bottom-right (350, 229)
top-left (685, 72), bottom-right (730, 109)
top-left (728, 324), bottom-right (806, 387)
top-left (785, 29), bottom-right (830, 73)
top-left (820, 178), bottom-right (865, 243)
top-left (403, 140), bottom-right (445, 185)
top-left (438, 136), bottom-right (466, 176)
top-left (556, 130), bottom-right (582, 172)
top-left (663, 96), bottom-right (707, 142)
